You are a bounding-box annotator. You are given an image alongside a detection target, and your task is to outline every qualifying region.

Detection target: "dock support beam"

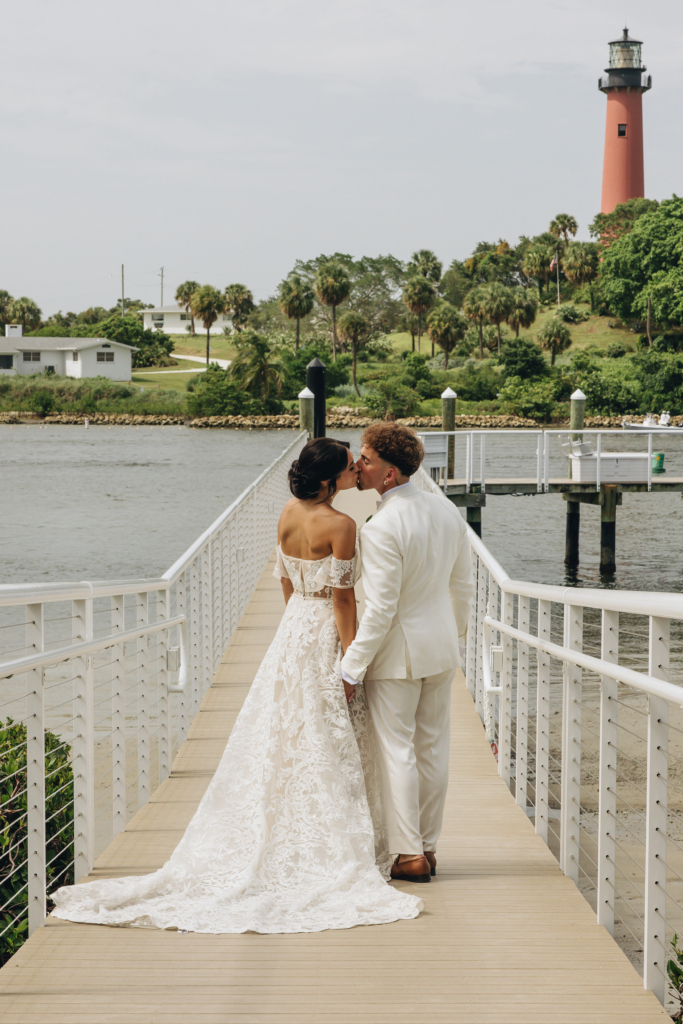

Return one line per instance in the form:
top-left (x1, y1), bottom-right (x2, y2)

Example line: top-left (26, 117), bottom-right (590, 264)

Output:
top-left (466, 507), bottom-right (482, 537)
top-left (564, 501), bottom-right (580, 566)
top-left (600, 485), bottom-right (618, 574)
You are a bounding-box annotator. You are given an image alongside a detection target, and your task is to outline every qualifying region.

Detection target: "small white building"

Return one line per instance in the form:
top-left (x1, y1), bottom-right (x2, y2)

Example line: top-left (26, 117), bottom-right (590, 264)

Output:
top-left (142, 304), bottom-right (232, 335)
top-left (0, 335), bottom-right (137, 381)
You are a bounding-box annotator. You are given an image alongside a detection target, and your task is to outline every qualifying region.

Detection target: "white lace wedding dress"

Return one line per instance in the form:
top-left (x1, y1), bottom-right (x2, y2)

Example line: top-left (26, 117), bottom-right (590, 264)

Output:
top-left (52, 545), bottom-right (423, 934)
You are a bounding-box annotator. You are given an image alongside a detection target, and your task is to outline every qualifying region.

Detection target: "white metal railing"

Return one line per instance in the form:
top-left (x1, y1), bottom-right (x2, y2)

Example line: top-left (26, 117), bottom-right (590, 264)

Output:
top-left (414, 465), bottom-right (683, 1004)
top-left (418, 428), bottom-right (683, 494)
top-left (0, 431), bottom-right (307, 947)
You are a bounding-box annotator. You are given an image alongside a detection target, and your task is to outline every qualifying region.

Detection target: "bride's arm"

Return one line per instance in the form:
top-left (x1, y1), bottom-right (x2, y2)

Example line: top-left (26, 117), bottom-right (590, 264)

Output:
top-left (330, 517), bottom-right (358, 701)
top-left (280, 578), bottom-right (294, 605)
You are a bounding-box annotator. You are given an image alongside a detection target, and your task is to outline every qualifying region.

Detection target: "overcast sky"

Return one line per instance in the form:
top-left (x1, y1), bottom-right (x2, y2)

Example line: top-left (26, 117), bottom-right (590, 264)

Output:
top-left (2, 0), bottom-right (681, 316)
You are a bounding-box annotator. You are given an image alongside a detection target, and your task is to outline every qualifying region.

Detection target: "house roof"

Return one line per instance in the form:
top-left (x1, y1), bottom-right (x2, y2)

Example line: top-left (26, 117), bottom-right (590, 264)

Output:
top-left (0, 338), bottom-right (139, 352)
top-left (144, 305), bottom-right (186, 314)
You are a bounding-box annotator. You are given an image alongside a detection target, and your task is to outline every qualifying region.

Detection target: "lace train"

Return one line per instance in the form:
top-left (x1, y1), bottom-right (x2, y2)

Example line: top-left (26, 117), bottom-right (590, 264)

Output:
top-left (52, 548), bottom-right (423, 933)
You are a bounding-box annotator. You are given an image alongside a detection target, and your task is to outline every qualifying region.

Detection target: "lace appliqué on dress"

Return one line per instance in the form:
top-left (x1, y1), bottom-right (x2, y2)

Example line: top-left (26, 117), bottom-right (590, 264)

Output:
top-left (52, 544), bottom-right (420, 934)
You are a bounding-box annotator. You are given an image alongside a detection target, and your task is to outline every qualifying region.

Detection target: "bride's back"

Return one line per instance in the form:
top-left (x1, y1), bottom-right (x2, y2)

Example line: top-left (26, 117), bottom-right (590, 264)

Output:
top-left (278, 499), bottom-right (342, 561)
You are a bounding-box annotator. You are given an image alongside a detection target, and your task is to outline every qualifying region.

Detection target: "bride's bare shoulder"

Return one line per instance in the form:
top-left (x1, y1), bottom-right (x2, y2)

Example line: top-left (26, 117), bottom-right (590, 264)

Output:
top-left (328, 511), bottom-right (357, 560)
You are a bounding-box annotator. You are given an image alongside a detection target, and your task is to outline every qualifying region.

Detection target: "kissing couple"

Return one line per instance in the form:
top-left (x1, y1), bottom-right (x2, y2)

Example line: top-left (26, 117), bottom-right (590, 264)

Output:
top-left (53, 423), bottom-right (474, 934)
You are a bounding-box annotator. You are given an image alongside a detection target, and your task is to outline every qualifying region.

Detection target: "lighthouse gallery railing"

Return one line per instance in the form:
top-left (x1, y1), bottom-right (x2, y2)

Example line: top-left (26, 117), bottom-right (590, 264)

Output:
top-left (0, 431), bottom-right (307, 946)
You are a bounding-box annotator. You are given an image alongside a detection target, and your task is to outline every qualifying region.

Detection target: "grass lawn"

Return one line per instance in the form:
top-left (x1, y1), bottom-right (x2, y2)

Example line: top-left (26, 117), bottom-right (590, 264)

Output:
top-left (132, 371), bottom-right (200, 393)
top-left (168, 334), bottom-right (239, 362)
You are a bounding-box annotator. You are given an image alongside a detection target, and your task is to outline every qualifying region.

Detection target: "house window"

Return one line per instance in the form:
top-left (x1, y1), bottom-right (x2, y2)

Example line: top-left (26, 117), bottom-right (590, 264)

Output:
top-left (618, 123), bottom-right (627, 137)
top-left (180, 314), bottom-right (190, 321)
top-left (0, 355), bottom-right (13, 369)
top-left (73, 351), bottom-right (79, 361)
top-left (97, 352), bottom-right (115, 362)
top-left (23, 352), bottom-right (40, 362)
top-left (152, 314), bottom-right (164, 323)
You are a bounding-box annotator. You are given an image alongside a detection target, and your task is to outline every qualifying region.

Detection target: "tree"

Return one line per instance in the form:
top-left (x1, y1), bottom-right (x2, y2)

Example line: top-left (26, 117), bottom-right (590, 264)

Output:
top-left (589, 197), bottom-right (659, 247)
top-left (9, 297), bottom-right (41, 332)
top-left (522, 245), bottom-right (552, 299)
top-left (481, 283), bottom-right (515, 355)
top-left (337, 310), bottom-right (369, 395)
top-left (0, 290), bottom-right (13, 326)
top-left (364, 376), bottom-right (418, 419)
top-left (402, 275), bottom-right (435, 355)
top-left (499, 337), bottom-right (547, 379)
top-left (228, 329), bottom-right (283, 412)
top-left (537, 316), bottom-right (572, 366)
top-left (277, 274), bottom-right (314, 351)
top-left (185, 363), bottom-right (254, 416)
top-left (426, 301), bottom-right (467, 369)
top-left (507, 288), bottom-right (539, 337)
top-left (549, 214), bottom-right (578, 244)
top-left (397, 308), bottom-right (420, 352)
top-left (561, 242), bottom-right (600, 312)
top-left (96, 315), bottom-right (175, 368)
top-left (407, 249), bottom-right (442, 284)
top-left (313, 262), bottom-right (351, 361)
top-left (175, 280), bottom-right (200, 336)
top-left (462, 286), bottom-right (489, 359)
top-left (191, 285), bottom-right (226, 365)
top-left (224, 284), bottom-right (255, 332)
top-left (600, 197), bottom-right (683, 330)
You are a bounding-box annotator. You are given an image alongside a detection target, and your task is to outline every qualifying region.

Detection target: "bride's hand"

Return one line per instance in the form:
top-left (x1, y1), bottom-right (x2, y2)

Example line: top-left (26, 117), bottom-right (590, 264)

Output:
top-left (343, 681), bottom-right (356, 704)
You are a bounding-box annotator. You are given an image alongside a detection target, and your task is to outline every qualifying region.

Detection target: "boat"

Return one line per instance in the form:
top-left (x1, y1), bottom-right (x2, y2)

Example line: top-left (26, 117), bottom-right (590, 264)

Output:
top-left (622, 411), bottom-right (683, 433)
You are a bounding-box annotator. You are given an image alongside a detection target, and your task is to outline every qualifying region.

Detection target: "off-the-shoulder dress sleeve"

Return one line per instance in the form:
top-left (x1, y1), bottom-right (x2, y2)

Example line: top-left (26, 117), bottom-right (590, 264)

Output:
top-left (329, 542), bottom-right (360, 590)
top-left (272, 546), bottom-right (289, 580)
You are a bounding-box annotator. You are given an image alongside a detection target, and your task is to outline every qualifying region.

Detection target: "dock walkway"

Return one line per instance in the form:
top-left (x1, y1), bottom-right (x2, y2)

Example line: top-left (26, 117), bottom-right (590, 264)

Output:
top-left (0, 492), bottom-right (669, 1023)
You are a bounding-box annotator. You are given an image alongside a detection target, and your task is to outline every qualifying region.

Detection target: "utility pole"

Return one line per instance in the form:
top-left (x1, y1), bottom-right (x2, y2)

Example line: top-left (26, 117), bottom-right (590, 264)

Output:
top-left (121, 265), bottom-right (125, 318)
top-left (159, 267), bottom-right (165, 307)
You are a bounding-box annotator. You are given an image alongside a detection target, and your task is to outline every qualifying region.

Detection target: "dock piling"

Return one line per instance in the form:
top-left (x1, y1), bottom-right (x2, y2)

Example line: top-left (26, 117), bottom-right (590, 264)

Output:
top-left (565, 389), bottom-right (586, 566)
top-left (466, 506), bottom-right (482, 537)
top-left (298, 387), bottom-right (315, 437)
top-left (306, 358), bottom-right (326, 438)
top-left (441, 387), bottom-right (457, 479)
top-left (600, 485), bottom-right (618, 574)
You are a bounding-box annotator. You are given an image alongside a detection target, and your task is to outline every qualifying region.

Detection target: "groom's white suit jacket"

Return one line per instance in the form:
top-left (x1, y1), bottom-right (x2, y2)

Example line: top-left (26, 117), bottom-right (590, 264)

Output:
top-left (340, 482), bottom-right (473, 683)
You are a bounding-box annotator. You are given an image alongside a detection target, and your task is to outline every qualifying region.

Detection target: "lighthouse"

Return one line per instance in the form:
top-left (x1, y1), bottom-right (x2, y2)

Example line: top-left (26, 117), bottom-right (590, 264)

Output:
top-left (599, 28), bottom-right (652, 213)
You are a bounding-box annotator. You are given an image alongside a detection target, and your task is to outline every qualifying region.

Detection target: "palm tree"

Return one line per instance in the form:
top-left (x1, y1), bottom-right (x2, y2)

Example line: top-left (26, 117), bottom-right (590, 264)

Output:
top-left (314, 262), bottom-right (351, 361)
top-left (337, 310), bottom-right (368, 396)
top-left (190, 285), bottom-right (226, 364)
top-left (229, 329), bottom-right (281, 407)
top-left (507, 288), bottom-right (539, 337)
top-left (562, 242), bottom-right (600, 312)
top-left (0, 290), bottom-right (13, 326)
top-left (537, 316), bottom-right (572, 366)
top-left (402, 275), bottom-right (436, 355)
top-left (175, 280), bottom-right (200, 335)
top-left (523, 245), bottom-right (553, 299)
top-left (426, 301), bottom-right (467, 370)
top-left (549, 214), bottom-right (578, 244)
top-left (224, 284), bottom-right (255, 332)
top-left (407, 249), bottom-right (442, 284)
top-left (462, 286), bottom-right (489, 359)
top-left (278, 275), bottom-right (314, 351)
top-left (481, 283), bottom-right (514, 355)
top-left (9, 297), bottom-right (42, 333)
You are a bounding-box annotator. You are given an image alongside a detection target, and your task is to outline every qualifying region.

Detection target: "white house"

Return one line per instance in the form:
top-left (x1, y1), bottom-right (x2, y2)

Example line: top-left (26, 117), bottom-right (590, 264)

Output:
top-left (0, 333), bottom-right (137, 382)
top-left (142, 304), bottom-right (232, 335)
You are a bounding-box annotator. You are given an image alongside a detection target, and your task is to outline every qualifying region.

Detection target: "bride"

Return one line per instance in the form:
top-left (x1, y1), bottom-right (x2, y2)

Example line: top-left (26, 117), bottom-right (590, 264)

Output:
top-left (52, 437), bottom-right (423, 934)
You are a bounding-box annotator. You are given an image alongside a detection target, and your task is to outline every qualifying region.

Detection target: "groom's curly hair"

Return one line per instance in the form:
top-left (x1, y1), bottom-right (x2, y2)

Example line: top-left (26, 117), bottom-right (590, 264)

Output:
top-left (361, 423), bottom-right (424, 478)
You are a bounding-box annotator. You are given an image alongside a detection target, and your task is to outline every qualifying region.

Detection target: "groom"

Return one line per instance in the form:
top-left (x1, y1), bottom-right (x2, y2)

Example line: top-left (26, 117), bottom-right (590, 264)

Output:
top-left (341, 423), bottom-right (473, 883)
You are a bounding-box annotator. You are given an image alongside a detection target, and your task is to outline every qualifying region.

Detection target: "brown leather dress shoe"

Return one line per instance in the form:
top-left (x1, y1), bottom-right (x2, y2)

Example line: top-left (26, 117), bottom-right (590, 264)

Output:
top-left (424, 852), bottom-right (436, 876)
top-left (390, 855), bottom-right (431, 883)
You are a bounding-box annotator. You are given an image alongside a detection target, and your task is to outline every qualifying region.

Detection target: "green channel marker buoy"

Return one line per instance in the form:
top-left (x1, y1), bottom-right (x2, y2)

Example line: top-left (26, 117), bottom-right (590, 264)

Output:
top-left (652, 452), bottom-right (666, 474)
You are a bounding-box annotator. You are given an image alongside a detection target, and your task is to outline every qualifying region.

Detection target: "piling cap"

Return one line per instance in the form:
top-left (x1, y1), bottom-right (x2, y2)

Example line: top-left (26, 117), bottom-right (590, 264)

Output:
top-left (298, 387), bottom-right (315, 399)
top-left (307, 357), bottom-right (326, 369)
top-left (441, 387), bottom-right (457, 399)
top-left (571, 389), bottom-right (587, 401)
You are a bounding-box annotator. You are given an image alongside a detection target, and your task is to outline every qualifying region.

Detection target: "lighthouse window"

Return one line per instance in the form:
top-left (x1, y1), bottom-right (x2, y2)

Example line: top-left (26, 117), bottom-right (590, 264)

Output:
top-left (618, 123), bottom-right (627, 137)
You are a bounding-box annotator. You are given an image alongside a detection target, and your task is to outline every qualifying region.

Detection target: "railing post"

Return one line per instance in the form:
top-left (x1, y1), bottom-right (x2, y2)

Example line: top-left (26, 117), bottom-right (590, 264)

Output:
top-left (176, 571), bottom-right (189, 743)
top-left (190, 555), bottom-right (201, 718)
top-left (475, 564), bottom-right (487, 723)
top-left (157, 588), bottom-right (170, 784)
top-left (498, 588), bottom-right (513, 787)
top-left (535, 599), bottom-right (551, 844)
top-left (73, 597), bottom-right (94, 883)
top-left (137, 592), bottom-right (149, 808)
top-left (597, 608), bottom-right (618, 936)
top-left (111, 594), bottom-right (125, 839)
top-left (26, 603), bottom-right (45, 935)
top-left (202, 541), bottom-right (212, 698)
top-left (516, 596), bottom-right (530, 811)
top-left (644, 615), bottom-right (670, 1003)
top-left (465, 554), bottom-right (478, 698)
top-left (560, 603), bottom-right (583, 883)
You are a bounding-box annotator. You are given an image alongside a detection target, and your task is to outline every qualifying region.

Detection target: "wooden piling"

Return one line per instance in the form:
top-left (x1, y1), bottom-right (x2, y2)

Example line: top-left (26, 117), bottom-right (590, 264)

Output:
top-left (467, 506), bottom-right (482, 537)
top-left (600, 485), bottom-right (618, 574)
top-left (441, 387), bottom-right (456, 479)
top-left (306, 358), bottom-right (326, 438)
top-left (565, 388), bottom-right (586, 566)
top-left (298, 387), bottom-right (315, 437)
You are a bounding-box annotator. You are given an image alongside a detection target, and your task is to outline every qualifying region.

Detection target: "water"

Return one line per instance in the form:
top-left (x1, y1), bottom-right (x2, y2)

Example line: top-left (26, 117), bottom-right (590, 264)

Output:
top-left (2, 425), bottom-right (682, 592)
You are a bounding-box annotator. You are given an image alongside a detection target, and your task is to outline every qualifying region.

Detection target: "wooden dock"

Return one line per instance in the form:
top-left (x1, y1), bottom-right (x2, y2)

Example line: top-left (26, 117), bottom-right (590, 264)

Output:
top-left (0, 491), bottom-right (669, 1023)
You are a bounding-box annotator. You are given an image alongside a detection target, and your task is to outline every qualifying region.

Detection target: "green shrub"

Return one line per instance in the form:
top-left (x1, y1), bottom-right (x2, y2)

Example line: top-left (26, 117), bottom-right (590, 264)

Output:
top-left (185, 364), bottom-right (256, 416)
top-left (29, 388), bottom-right (56, 415)
top-left (498, 376), bottom-right (557, 421)
top-left (556, 303), bottom-right (590, 324)
top-left (0, 719), bottom-right (74, 966)
top-left (364, 376), bottom-right (419, 418)
top-left (0, 374), bottom-right (186, 416)
top-left (500, 337), bottom-right (548, 380)
top-left (606, 342), bottom-right (627, 359)
top-left (450, 361), bottom-right (501, 401)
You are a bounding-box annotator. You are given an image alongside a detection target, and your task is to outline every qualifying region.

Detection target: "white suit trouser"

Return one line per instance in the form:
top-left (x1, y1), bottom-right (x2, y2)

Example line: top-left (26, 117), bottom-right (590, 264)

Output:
top-left (365, 668), bottom-right (454, 857)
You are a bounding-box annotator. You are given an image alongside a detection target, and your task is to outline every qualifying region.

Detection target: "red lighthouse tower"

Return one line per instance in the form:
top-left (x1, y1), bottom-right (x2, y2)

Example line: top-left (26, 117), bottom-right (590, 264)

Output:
top-left (599, 28), bottom-right (652, 213)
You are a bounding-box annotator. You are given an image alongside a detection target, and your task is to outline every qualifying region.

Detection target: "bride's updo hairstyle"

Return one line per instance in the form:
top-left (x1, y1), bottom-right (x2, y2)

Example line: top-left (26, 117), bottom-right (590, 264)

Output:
top-left (289, 437), bottom-right (351, 502)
